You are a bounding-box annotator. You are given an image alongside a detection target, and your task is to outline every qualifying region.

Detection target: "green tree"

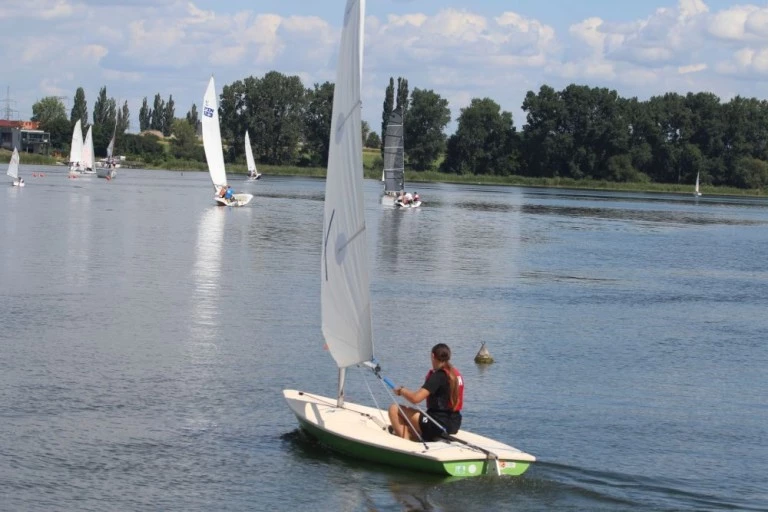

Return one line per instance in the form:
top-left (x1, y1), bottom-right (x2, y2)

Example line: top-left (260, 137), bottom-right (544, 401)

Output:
top-left (302, 81), bottom-right (334, 166)
top-left (163, 95), bottom-right (175, 136)
top-left (44, 116), bottom-right (72, 150)
top-left (406, 88), bottom-right (450, 171)
top-left (93, 86), bottom-right (109, 126)
top-left (442, 97), bottom-right (518, 175)
top-left (381, 77), bottom-right (394, 157)
top-left (521, 85), bottom-right (565, 177)
top-left (365, 131), bottom-right (381, 149)
top-left (733, 156), bottom-right (768, 189)
top-left (186, 104), bottom-right (198, 127)
top-left (92, 87), bottom-right (117, 156)
top-left (395, 77), bottom-right (409, 119)
top-left (31, 96), bottom-right (67, 125)
top-left (116, 101), bottom-right (130, 135)
top-left (169, 118), bottom-right (203, 161)
top-left (139, 97), bottom-right (151, 131)
top-left (220, 71), bottom-right (306, 165)
top-left (150, 93), bottom-right (165, 132)
top-left (70, 87), bottom-right (88, 129)
top-left (362, 120), bottom-right (370, 147)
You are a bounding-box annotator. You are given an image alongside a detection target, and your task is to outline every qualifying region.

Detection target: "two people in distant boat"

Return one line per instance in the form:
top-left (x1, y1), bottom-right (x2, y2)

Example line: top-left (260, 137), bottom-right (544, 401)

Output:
top-left (388, 343), bottom-right (464, 442)
top-left (217, 184), bottom-right (236, 203)
top-left (396, 191), bottom-right (419, 207)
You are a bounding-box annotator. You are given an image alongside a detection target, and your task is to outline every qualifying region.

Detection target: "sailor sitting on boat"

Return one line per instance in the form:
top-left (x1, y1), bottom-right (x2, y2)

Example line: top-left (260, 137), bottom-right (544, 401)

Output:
top-left (224, 185), bottom-right (235, 202)
top-left (397, 191), bottom-right (414, 206)
top-left (388, 343), bottom-right (463, 442)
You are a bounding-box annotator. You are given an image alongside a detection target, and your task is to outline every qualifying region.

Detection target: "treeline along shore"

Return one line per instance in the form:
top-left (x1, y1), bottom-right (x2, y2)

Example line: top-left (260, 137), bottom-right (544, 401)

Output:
top-left (18, 71), bottom-right (768, 196)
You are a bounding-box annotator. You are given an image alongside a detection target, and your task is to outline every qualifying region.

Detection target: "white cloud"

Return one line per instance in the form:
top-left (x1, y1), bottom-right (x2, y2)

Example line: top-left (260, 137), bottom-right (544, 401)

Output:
top-left (0, 0), bottom-right (75, 19)
top-left (4, 0), bottom-right (768, 133)
top-left (678, 63), bottom-right (707, 73)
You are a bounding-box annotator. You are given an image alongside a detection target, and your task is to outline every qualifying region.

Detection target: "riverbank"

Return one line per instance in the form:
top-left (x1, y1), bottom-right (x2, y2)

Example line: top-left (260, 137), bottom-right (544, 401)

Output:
top-left (3, 149), bottom-right (764, 197)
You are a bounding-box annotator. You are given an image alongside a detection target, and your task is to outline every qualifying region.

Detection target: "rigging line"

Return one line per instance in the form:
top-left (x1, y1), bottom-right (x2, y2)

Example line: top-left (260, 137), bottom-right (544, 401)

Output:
top-left (368, 367), bottom-right (429, 449)
top-left (357, 366), bottom-right (387, 426)
top-left (323, 210), bottom-right (335, 281)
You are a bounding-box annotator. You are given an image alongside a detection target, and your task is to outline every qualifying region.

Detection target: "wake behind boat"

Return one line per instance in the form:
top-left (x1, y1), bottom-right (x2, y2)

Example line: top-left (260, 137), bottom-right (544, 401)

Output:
top-left (283, 0), bottom-right (533, 477)
top-left (202, 76), bottom-right (253, 207)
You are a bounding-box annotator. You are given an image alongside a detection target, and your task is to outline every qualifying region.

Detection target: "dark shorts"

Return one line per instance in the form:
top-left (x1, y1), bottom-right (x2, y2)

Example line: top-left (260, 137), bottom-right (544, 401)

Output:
top-left (419, 412), bottom-right (462, 442)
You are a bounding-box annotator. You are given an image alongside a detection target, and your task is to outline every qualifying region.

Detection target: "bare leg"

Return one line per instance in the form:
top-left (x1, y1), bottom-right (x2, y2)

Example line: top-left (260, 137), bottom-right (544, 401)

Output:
top-left (388, 404), bottom-right (422, 441)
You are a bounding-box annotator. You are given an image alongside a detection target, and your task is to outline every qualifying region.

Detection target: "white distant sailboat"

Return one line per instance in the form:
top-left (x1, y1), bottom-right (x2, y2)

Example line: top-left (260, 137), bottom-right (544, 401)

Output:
top-left (282, 0), bottom-right (534, 477)
top-left (68, 119), bottom-right (84, 177)
top-left (245, 130), bottom-right (261, 180)
top-left (202, 76), bottom-right (253, 207)
top-left (694, 171), bottom-right (702, 197)
top-left (7, 147), bottom-right (23, 187)
top-left (81, 125), bottom-right (96, 174)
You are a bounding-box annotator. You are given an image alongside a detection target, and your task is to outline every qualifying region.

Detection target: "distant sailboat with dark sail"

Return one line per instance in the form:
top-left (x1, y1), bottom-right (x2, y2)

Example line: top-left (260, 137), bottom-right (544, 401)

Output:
top-left (381, 108), bottom-right (405, 206)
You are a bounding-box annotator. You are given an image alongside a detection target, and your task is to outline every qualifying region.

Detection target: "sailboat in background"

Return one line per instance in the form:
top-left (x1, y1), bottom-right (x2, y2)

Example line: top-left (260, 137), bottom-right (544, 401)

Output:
top-left (381, 108), bottom-right (405, 206)
top-left (282, 0), bottom-right (534, 477)
top-left (202, 76), bottom-right (253, 207)
top-left (245, 130), bottom-right (261, 180)
top-left (81, 125), bottom-right (96, 174)
top-left (381, 108), bottom-right (420, 208)
top-left (97, 123), bottom-right (117, 179)
top-left (7, 147), bottom-right (23, 187)
top-left (68, 119), bottom-right (84, 177)
top-left (694, 171), bottom-right (702, 197)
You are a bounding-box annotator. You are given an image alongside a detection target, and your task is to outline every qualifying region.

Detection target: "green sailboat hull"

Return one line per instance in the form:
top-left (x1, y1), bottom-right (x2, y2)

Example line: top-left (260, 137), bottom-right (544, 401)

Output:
top-left (297, 416), bottom-right (531, 477)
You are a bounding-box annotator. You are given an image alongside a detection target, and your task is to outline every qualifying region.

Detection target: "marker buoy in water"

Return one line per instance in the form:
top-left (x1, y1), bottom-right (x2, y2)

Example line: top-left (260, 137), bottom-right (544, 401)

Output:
top-left (474, 342), bottom-right (494, 364)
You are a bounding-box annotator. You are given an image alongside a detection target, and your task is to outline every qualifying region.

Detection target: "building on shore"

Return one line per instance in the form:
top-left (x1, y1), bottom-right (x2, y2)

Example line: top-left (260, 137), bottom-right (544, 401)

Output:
top-left (0, 120), bottom-right (51, 154)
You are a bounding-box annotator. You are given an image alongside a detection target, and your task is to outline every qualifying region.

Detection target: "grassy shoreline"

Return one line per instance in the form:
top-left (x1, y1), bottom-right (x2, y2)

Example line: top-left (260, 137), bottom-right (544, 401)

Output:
top-left (3, 149), bottom-right (764, 197)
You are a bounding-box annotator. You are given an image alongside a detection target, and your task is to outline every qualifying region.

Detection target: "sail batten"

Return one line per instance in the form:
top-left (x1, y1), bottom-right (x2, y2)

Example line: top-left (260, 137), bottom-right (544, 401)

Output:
top-left (202, 76), bottom-right (228, 189)
top-left (321, 0), bottom-right (373, 370)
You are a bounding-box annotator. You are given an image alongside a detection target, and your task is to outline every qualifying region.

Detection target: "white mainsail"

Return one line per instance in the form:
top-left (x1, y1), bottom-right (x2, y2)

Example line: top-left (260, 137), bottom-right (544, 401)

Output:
top-left (695, 171), bottom-right (701, 196)
top-left (82, 125), bottom-right (95, 170)
top-left (245, 130), bottom-right (257, 176)
top-left (69, 119), bottom-right (83, 164)
top-left (202, 76), bottom-right (228, 189)
top-left (321, 0), bottom-right (373, 370)
top-left (7, 147), bottom-right (19, 179)
top-left (106, 127), bottom-right (115, 160)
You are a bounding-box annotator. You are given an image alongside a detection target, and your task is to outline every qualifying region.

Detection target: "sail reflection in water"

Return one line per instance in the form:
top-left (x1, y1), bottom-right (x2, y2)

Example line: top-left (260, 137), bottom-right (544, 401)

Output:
top-left (190, 207), bottom-right (226, 346)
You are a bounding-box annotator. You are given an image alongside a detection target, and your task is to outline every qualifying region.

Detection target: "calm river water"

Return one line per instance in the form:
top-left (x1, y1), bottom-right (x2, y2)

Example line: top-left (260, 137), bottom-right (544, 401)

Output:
top-left (1, 166), bottom-right (767, 511)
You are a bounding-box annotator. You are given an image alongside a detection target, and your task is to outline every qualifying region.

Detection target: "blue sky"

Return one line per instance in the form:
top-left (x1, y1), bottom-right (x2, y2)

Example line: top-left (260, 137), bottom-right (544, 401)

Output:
top-left (2, 0), bottom-right (768, 133)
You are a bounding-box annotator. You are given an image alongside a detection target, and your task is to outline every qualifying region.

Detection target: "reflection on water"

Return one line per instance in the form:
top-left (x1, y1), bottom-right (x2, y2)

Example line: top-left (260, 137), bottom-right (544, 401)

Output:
top-left (521, 203), bottom-right (767, 226)
top-left (190, 207), bottom-right (226, 347)
top-left (64, 192), bottom-right (92, 287)
top-left (376, 208), bottom-right (404, 273)
top-left (2, 170), bottom-right (768, 511)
